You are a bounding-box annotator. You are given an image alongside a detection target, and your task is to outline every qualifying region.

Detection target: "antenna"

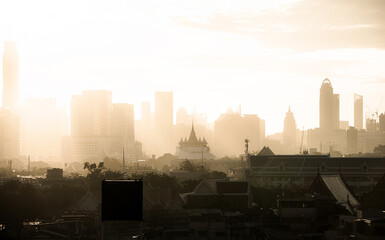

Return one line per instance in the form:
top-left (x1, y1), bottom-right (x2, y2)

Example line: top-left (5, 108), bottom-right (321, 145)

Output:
top-left (244, 139), bottom-right (249, 155)
top-left (122, 147), bottom-right (125, 173)
top-left (28, 155), bottom-right (30, 174)
top-left (201, 147), bottom-right (204, 167)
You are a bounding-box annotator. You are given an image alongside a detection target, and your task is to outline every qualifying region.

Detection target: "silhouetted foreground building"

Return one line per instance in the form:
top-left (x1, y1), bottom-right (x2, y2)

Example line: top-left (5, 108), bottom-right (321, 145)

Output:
top-left (180, 179), bottom-right (251, 210)
top-left (276, 173), bottom-right (358, 232)
top-left (46, 168), bottom-right (63, 179)
top-left (245, 147), bottom-right (385, 194)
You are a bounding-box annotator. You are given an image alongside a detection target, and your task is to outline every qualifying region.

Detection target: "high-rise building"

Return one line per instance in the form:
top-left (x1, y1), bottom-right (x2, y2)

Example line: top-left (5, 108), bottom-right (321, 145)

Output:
top-left (154, 91), bottom-right (173, 154)
top-left (110, 103), bottom-right (136, 160)
top-left (176, 107), bottom-right (189, 126)
top-left (63, 90), bottom-right (113, 163)
top-left (319, 78), bottom-right (339, 132)
top-left (20, 98), bottom-right (68, 158)
top-left (347, 127), bottom-right (358, 154)
top-left (283, 106), bottom-right (296, 146)
top-left (354, 94), bottom-right (363, 130)
top-left (70, 90), bottom-right (112, 137)
top-left (141, 101), bottom-right (151, 127)
top-left (2, 41), bottom-right (19, 110)
top-left (380, 113), bottom-right (385, 133)
top-left (214, 111), bottom-right (264, 157)
top-left (0, 109), bottom-right (20, 161)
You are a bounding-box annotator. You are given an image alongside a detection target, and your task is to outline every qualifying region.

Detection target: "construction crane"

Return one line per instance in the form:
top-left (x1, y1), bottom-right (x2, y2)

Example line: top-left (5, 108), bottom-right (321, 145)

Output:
top-left (375, 97), bottom-right (383, 122)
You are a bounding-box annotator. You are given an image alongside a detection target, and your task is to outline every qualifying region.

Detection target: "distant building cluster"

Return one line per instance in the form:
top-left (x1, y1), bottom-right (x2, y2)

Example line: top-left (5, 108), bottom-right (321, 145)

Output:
top-left (0, 41), bottom-right (384, 173)
top-left (307, 78), bottom-right (385, 155)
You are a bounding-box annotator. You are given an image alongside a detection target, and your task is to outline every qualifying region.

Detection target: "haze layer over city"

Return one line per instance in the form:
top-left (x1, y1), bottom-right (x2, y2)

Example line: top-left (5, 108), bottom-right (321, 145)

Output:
top-left (1, 1), bottom-right (385, 239)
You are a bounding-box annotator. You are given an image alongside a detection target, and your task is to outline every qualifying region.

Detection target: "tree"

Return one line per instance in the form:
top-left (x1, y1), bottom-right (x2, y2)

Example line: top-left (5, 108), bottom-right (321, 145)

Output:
top-left (83, 162), bottom-right (124, 192)
top-left (179, 160), bottom-right (195, 172)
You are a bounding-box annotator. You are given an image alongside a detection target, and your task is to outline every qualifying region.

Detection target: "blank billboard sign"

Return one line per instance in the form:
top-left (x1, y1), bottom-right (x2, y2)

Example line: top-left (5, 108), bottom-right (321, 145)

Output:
top-left (102, 180), bottom-right (143, 221)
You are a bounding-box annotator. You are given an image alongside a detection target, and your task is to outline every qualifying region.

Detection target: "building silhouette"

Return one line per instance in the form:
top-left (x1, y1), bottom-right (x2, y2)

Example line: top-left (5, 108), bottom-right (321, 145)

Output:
top-left (0, 109), bottom-right (20, 161)
top-left (354, 94), bottom-right (363, 130)
top-left (319, 78), bottom-right (339, 132)
top-left (70, 90), bottom-right (112, 137)
top-left (110, 103), bottom-right (136, 160)
top-left (379, 113), bottom-right (385, 133)
top-left (63, 90), bottom-right (139, 162)
top-left (2, 41), bottom-right (19, 110)
top-left (155, 91), bottom-right (173, 154)
top-left (20, 98), bottom-right (68, 159)
top-left (214, 110), bottom-right (264, 157)
top-left (283, 106), bottom-right (296, 146)
top-left (141, 101), bottom-right (151, 127)
top-left (0, 41), bottom-right (20, 165)
top-left (347, 126), bottom-right (358, 154)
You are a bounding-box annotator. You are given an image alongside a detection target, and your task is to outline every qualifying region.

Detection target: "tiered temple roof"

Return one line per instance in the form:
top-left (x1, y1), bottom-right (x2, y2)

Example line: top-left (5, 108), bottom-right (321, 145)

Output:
top-left (179, 124), bottom-right (207, 147)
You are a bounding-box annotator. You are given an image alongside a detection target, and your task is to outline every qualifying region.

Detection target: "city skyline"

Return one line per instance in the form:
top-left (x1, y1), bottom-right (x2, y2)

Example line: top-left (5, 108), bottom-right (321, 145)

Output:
top-left (0, 0), bottom-right (385, 134)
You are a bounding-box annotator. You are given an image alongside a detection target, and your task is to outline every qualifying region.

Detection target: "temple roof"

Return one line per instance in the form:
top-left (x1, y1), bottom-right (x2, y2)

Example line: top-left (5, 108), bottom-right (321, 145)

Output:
top-left (188, 124), bottom-right (198, 143)
top-left (179, 124), bottom-right (208, 147)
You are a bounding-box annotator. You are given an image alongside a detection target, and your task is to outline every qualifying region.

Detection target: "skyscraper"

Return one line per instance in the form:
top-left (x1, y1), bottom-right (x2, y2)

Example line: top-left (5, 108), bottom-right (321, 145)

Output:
top-left (283, 106), bottom-right (296, 146)
top-left (214, 111), bottom-right (263, 157)
top-left (141, 101), bottom-right (151, 127)
top-left (319, 78), bottom-right (339, 132)
top-left (154, 91), bottom-right (173, 154)
top-left (70, 90), bottom-right (112, 137)
top-left (110, 103), bottom-right (136, 159)
top-left (2, 41), bottom-right (19, 109)
top-left (354, 94), bottom-right (363, 130)
top-left (20, 98), bottom-right (68, 158)
top-left (0, 109), bottom-right (20, 161)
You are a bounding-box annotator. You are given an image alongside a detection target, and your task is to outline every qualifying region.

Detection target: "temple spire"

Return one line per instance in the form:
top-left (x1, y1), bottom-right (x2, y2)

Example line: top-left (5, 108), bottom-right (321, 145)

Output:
top-left (188, 123), bottom-right (198, 143)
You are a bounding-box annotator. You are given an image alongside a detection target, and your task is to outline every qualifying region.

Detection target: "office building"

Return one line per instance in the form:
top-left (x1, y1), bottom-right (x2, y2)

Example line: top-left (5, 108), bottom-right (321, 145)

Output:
top-left (319, 78), bottom-right (339, 132)
top-left (347, 127), bottom-right (358, 154)
top-left (0, 109), bottom-right (20, 162)
top-left (354, 94), bottom-right (363, 130)
top-left (214, 110), bottom-right (264, 157)
top-left (283, 106), bottom-right (296, 146)
top-left (379, 113), bottom-right (385, 133)
top-left (154, 91), bottom-right (173, 154)
top-left (70, 90), bottom-right (112, 137)
top-left (20, 98), bottom-right (68, 158)
top-left (110, 103), bottom-right (136, 160)
top-left (2, 41), bottom-right (19, 110)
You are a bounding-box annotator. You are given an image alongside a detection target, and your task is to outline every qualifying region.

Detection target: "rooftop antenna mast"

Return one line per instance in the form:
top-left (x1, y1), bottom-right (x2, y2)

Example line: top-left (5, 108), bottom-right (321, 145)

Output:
top-left (28, 155), bottom-right (30, 175)
top-left (244, 139), bottom-right (249, 155)
top-left (122, 147), bottom-right (125, 174)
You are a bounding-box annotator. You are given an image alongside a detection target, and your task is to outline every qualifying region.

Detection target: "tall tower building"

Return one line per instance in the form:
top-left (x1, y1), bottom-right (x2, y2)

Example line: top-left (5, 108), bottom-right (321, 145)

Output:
top-left (141, 101), bottom-right (151, 127)
top-left (354, 94), bottom-right (363, 130)
top-left (283, 106), bottom-right (297, 146)
top-left (0, 109), bottom-right (20, 161)
top-left (110, 103), bottom-right (136, 160)
top-left (2, 41), bottom-right (19, 109)
top-left (155, 91), bottom-right (173, 154)
top-left (70, 90), bottom-right (112, 137)
top-left (20, 98), bottom-right (68, 158)
top-left (319, 78), bottom-right (339, 132)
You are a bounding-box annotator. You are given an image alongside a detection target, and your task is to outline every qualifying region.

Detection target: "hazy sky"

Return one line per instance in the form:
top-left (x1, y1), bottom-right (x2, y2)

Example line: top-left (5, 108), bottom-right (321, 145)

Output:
top-left (1, 0), bottom-right (384, 134)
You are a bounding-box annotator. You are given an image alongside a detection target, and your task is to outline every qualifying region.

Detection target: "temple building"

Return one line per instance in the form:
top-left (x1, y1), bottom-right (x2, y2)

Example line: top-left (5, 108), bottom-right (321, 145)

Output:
top-left (175, 124), bottom-right (216, 160)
